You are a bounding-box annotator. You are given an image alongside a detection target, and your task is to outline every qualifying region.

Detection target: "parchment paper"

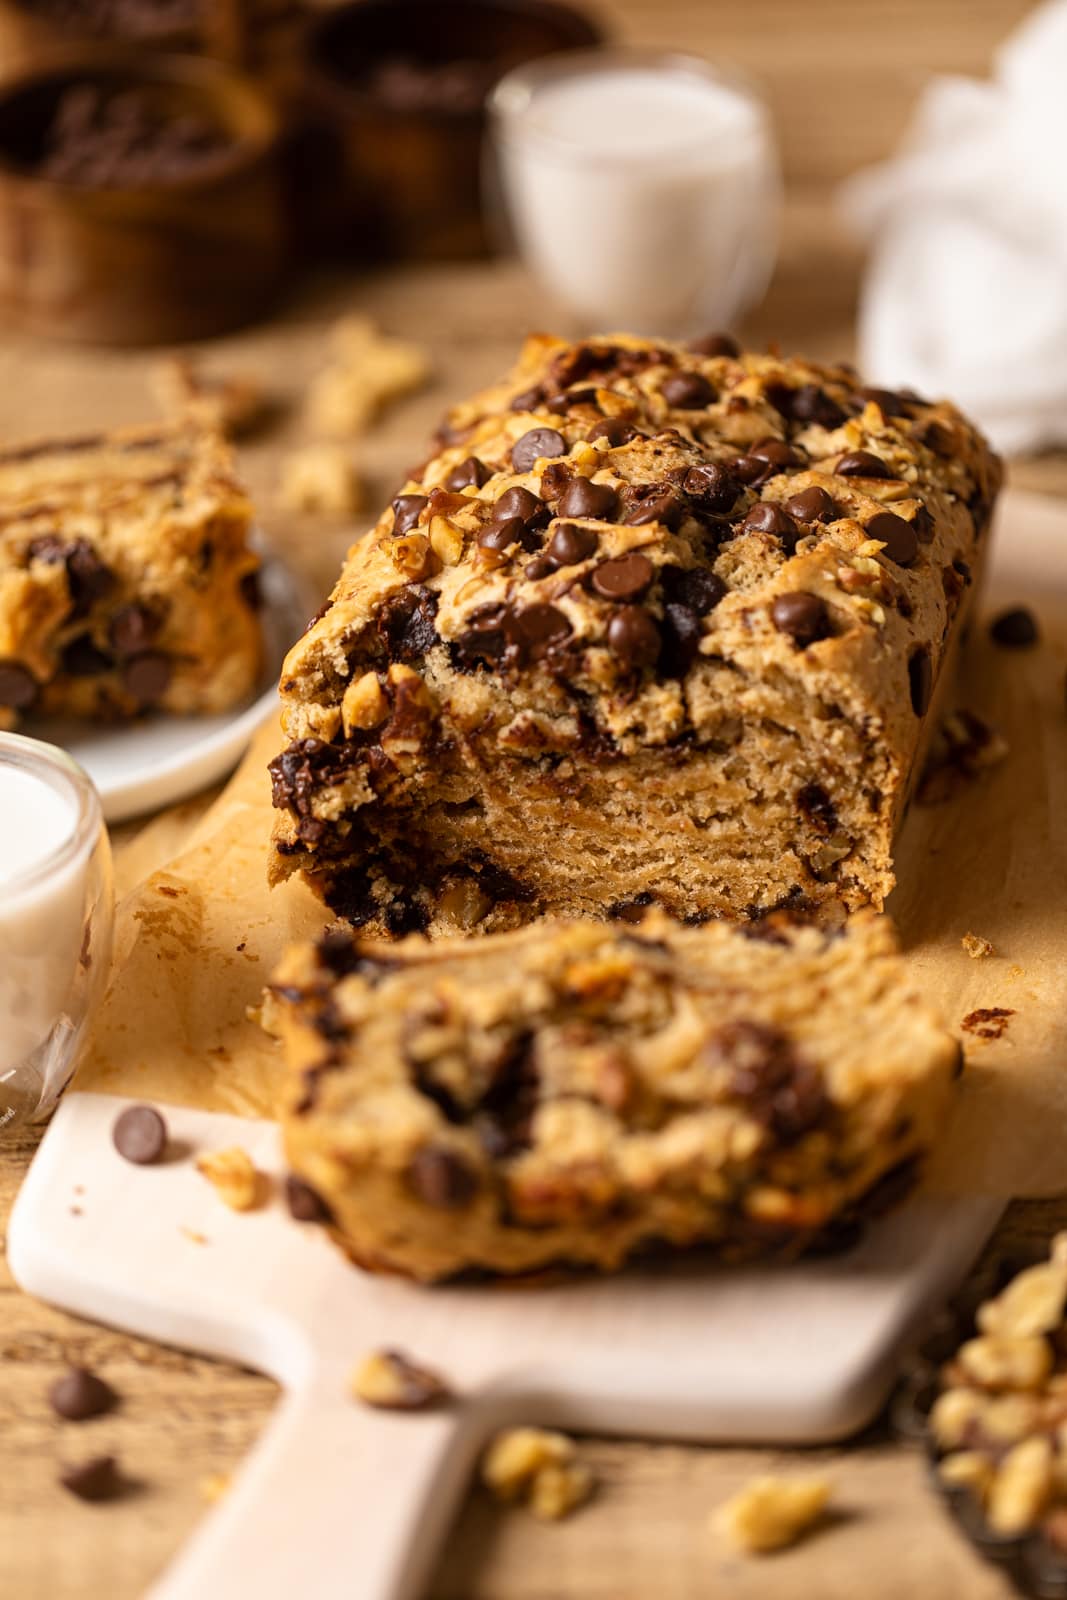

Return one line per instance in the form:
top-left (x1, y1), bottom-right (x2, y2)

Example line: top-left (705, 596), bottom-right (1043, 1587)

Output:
top-left (76, 490), bottom-right (1067, 1197)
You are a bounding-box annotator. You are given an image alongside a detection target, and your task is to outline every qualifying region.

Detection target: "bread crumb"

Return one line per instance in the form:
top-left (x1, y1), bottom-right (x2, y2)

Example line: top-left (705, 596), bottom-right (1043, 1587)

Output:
top-left (152, 357), bottom-right (272, 439)
top-left (307, 316), bottom-right (430, 436)
top-left (961, 1007), bottom-right (1016, 1041)
top-left (200, 1472), bottom-right (231, 1505)
top-left (196, 1146), bottom-right (261, 1212)
top-left (350, 1348), bottom-right (450, 1410)
top-left (279, 445), bottom-right (364, 517)
top-left (180, 1226), bottom-right (208, 1245)
top-left (482, 1427), bottom-right (594, 1520)
top-left (713, 1475), bottom-right (832, 1554)
top-left (962, 933), bottom-right (996, 959)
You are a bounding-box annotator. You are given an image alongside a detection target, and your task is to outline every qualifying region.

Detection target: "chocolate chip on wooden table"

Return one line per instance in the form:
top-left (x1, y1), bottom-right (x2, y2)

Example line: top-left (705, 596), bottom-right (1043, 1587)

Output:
top-left (391, 493), bottom-right (428, 536)
top-left (511, 427), bottom-right (567, 473)
top-left (446, 457), bottom-right (488, 492)
top-left (50, 1366), bottom-right (117, 1422)
top-left (740, 503), bottom-right (799, 545)
top-left (989, 606), bottom-right (1039, 648)
top-left (607, 605), bottom-right (661, 668)
top-left (771, 591), bottom-right (830, 647)
top-left (408, 1145), bottom-right (478, 1208)
top-left (285, 1174), bottom-right (334, 1223)
top-left (867, 511), bottom-right (919, 567)
top-left (122, 651), bottom-right (171, 706)
top-left (661, 371), bottom-right (715, 408)
top-left (112, 1103), bottom-right (167, 1165)
top-left (59, 1455), bottom-right (123, 1503)
top-left (0, 659), bottom-right (37, 708)
top-left (687, 332), bottom-right (740, 358)
top-left (683, 461), bottom-right (738, 513)
top-left (558, 476), bottom-right (617, 520)
top-left (546, 523), bottom-right (598, 566)
top-left (835, 449), bottom-right (893, 479)
top-left (783, 486), bottom-right (836, 524)
top-left (908, 646), bottom-right (932, 715)
top-left (592, 553), bottom-right (654, 600)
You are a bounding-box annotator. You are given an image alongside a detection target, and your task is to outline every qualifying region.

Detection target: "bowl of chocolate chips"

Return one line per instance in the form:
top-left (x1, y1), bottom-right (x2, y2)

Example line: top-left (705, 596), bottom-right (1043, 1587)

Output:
top-left (301, 0), bottom-right (603, 261)
top-left (0, 49), bottom-right (285, 343)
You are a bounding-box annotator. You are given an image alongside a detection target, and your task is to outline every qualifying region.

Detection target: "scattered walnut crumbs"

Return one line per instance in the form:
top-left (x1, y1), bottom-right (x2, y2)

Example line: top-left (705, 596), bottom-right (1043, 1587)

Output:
top-left (962, 933), bottom-right (996, 960)
top-left (307, 316), bottom-right (430, 436)
top-left (713, 1475), bottom-right (832, 1554)
top-left (350, 1348), bottom-right (450, 1410)
top-left (152, 357), bottom-right (272, 439)
top-left (481, 1427), bottom-right (594, 1521)
top-left (279, 445), bottom-right (364, 517)
top-left (195, 1146), bottom-right (261, 1211)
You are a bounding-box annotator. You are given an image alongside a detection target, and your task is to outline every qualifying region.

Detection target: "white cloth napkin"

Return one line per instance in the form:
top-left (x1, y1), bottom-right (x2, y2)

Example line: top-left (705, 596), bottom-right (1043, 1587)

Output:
top-left (840, 0), bottom-right (1067, 455)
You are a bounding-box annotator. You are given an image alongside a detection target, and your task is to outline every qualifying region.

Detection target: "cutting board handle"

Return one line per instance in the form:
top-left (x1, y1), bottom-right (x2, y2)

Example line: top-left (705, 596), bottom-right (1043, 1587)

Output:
top-left (151, 1376), bottom-right (475, 1600)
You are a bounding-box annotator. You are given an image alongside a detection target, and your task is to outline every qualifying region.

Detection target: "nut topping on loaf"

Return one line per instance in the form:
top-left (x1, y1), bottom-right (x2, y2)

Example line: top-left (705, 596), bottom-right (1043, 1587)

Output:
top-left (269, 333), bottom-right (1001, 933)
top-left (265, 913), bottom-right (959, 1281)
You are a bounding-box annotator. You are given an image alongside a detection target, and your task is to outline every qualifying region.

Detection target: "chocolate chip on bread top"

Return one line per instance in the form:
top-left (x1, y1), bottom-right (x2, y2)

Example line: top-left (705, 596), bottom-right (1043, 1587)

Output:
top-left (269, 333), bottom-right (1001, 934)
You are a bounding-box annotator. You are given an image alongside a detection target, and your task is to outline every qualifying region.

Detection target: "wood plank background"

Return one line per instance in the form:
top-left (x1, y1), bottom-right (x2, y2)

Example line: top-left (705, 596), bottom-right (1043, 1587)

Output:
top-left (0, 2), bottom-right (1062, 1596)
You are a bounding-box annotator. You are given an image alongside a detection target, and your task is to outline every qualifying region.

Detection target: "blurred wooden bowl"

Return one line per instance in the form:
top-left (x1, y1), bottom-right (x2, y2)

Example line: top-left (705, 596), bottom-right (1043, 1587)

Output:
top-left (0, 49), bottom-right (286, 345)
top-left (301, 0), bottom-right (604, 262)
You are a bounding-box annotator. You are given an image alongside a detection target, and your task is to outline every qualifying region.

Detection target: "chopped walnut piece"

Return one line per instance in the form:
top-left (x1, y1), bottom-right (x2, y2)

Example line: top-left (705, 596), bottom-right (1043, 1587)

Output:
top-left (977, 1261), bottom-right (1067, 1339)
top-left (279, 445), bottom-right (364, 517)
top-left (482, 1427), bottom-right (594, 1520)
top-left (956, 1334), bottom-right (1053, 1392)
top-left (350, 1348), bottom-right (450, 1411)
top-left (713, 1475), bottom-right (832, 1554)
top-left (987, 1435), bottom-right (1053, 1535)
top-left (195, 1146), bottom-right (261, 1212)
top-left (930, 1387), bottom-right (985, 1450)
top-left (938, 1451), bottom-right (994, 1503)
top-left (152, 357), bottom-right (272, 439)
top-left (962, 933), bottom-right (996, 960)
top-left (200, 1472), bottom-right (231, 1505)
top-left (308, 317), bottom-right (430, 436)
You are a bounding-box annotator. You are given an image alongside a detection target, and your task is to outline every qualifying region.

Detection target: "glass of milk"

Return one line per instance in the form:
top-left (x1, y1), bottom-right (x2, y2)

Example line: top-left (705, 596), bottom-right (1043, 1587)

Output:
top-left (489, 49), bottom-right (780, 335)
top-left (0, 733), bottom-right (113, 1134)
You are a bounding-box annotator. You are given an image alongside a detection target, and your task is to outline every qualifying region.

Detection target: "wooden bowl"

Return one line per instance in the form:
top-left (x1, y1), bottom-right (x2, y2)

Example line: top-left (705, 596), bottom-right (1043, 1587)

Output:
top-left (301, 0), bottom-right (604, 261)
top-left (0, 50), bottom-right (286, 345)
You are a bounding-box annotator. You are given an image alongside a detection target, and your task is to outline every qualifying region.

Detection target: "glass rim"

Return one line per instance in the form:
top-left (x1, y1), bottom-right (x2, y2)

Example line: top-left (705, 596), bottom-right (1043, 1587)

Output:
top-left (0, 732), bottom-right (102, 896)
top-left (489, 46), bottom-right (774, 168)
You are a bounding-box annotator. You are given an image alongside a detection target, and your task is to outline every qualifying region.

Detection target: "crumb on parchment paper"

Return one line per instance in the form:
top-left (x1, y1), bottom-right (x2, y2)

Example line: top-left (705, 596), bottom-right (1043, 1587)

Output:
top-left (961, 1008), bottom-right (1016, 1041)
top-left (195, 1146), bottom-right (263, 1211)
top-left (962, 933), bottom-right (996, 959)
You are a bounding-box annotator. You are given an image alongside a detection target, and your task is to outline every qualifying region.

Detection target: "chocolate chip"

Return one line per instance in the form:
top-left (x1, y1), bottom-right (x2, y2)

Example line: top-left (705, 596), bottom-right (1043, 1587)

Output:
top-left (510, 384), bottom-right (544, 412)
top-left (771, 591), bottom-right (830, 647)
top-left (796, 782), bottom-right (838, 836)
top-left (121, 651), bottom-right (171, 706)
top-left (240, 570), bottom-right (263, 610)
top-left (512, 603), bottom-right (571, 655)
top-left (478, 516), bottom-right (526, 552)
top-left (752, 438), bottom-right (803, 470)
top-left (391, 494), bottom-right (428, 536)
top-left (989, 607), bottom-right (1039, 648)
top-left (494, 485), bottom-right (545, 526)
top-left (858, 385), bottom-right (910, 419)
top-left (59, 1455), bottom-right (122, 1503)
top-left (787, 383), bottom-right (846, 429)
top-left (523, 556), bottom-right (554, 581)
top-left (783, 486), bottom-right (836, 524)
top-left (378, 585), bottom-right (438, 661)
top-left (659, 603), bottom-right (703, 676)
top-left (512, 427), bottom-right (567, 473)
top-left (915, 418), bottom-right (954, 456)
top-left (661, 371), bottom-right (715, 408)
top-left (112, 1104), bottom-right (167, 1165)
top-left (408, 1146), bottom-right (478, 1209)
top-left (740, 503), bottom-right (799, 545)
top-left (64, 539), bottom-right (114, 614)
top-left (688, 332), bottom-right (740, 358)
top-left (285, 1174), bottom-right (334, 1223)
top-left (835, 449), bottom-right (893, 478)
top-left (622, 483), bottom-right (681, 528)
top-left (445, 456), bottom-right (489, 491)
top-left (586, 418), bottom-right (634, 447)
top-left (660, 564), bottom-right (725, 614)
top-left (558, 477), bottom-right (617, 520)
top-left (62, 635), bottom-right (112, 676)
top-left (0, 660), bottom-right (38, 708)
top-left (683, 462), bottom-right (738, 513)
top-left (908, 646), bottom-right (932, 715)
top-left (50, 1367), bottom-right (117, 1422)
top-left (913, 503), bottom-right (935, 543)
top-left (867, 510), bottom-right (919, 567)
top-left (710, 1019), bottom-right (827, 1142)
top-left (592, 553), bottom-right (654, 600)
top-left (108, 603), bottom-right (160, 657)
top-left (546, 523), bottom-right (598, 566)
top-left (607, 605), bottom-right (661, 668)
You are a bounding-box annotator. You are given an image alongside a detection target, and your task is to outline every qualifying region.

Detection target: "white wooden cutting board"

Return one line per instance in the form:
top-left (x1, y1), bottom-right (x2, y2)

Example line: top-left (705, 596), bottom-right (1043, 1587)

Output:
top-left (8, 1091), bottom-right (1001, 1600)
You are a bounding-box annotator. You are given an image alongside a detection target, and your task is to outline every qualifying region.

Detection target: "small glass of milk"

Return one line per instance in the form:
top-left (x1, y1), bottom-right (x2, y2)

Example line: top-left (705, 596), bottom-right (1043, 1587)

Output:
top-left (489, 49), bottom-right (780, 336)
top-left (0, 733), bottom-right (113, 1134)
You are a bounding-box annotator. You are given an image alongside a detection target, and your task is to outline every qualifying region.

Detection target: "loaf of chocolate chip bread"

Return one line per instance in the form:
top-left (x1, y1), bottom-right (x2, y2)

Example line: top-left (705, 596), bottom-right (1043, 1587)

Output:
top-left (268, 333), bottom-right (1001, 933)
top-left (266, 912), bottom-right (959, 1281)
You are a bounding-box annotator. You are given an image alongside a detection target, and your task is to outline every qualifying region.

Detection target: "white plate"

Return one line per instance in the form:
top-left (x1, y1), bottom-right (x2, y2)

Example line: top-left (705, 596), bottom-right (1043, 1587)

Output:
top-left (21, 551), bottom-right (310, 824)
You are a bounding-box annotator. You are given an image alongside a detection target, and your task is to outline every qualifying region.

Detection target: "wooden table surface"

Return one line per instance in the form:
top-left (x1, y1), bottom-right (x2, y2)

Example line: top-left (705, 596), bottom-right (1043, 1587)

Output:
top-left (2, 2), bottom-right (1064, 1596)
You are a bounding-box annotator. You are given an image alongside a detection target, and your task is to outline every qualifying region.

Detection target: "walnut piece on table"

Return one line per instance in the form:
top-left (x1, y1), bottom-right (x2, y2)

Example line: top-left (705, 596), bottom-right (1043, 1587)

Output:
top-left (962, 932), bottom-right (996, 959)
top-left (481, 1427), bottom-right (594, 1521)
top-left (713, 1474), bottom-right (832, 1554)
top-left (307, 316), bottom-right (430, 436)
top-left (350, 1348), bottom-right (450, 1410)
top-left (152, 357), bottom-right (273, 439)
top-left (278, 444), bottom-right (364, 517)
top-left (195, 1146), bottom-right (261, 1211)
